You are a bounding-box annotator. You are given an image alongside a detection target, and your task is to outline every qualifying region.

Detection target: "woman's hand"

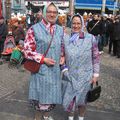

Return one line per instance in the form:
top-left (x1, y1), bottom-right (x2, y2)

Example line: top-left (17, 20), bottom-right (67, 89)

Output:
top-left (59, 56), bottom-right (65, 65)
top-left (44, 58), bottom-right (56, 66)
top-left (91, 77), bottom-right (99, 84)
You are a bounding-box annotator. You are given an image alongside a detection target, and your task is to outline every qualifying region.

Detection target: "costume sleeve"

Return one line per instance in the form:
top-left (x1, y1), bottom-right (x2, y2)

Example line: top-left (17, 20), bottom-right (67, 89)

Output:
top-left (23, 27), bottom-right (44, 64)
top-left (92, 35), bottom-right (100, 77)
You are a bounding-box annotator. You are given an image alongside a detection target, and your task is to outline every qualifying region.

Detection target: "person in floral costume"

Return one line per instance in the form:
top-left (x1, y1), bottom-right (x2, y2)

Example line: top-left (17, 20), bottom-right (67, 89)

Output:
top-left (24, 2), bottom-right (65, 120)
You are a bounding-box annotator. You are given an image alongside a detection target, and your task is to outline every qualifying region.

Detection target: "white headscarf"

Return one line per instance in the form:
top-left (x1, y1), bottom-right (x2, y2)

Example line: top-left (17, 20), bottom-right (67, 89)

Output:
top-left (71, 13), bottom-right (84, 32)
top-left (70, 14), bottom-right (85, 44)
top-left (42, 2), bottom-right (59, 23)
top-left (41, 2), bottom-right (59, 35)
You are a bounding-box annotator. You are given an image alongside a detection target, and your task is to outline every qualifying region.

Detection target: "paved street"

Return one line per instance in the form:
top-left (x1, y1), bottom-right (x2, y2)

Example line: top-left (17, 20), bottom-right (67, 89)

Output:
top-left (0, 48), bottom-right (120, 120)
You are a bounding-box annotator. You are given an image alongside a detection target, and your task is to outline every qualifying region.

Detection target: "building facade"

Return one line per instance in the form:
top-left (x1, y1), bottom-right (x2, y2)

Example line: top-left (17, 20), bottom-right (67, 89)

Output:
top-left (1, 0), bottom-right (26, 19)
top-left (25, 0), bottom-right (69, 13)
top-left (11, 0), bottom-right (26, 13)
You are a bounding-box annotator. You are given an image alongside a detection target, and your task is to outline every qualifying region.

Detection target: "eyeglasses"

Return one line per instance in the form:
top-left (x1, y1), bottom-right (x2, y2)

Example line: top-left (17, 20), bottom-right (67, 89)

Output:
top-left (72, 22), bottom-right (82, 25)
top-left (46, 10), bottom-right (58, 15)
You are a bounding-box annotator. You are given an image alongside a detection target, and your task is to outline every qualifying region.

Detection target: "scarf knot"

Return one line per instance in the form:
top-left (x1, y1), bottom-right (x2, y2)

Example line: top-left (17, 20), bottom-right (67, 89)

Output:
top-left (41, 19), bottom-right (55, 35)
top-left (69, 32), bottom-right (84, 44)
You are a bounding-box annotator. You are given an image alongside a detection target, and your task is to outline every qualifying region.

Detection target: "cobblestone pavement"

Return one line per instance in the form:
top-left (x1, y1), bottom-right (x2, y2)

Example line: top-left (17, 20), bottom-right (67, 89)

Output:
top-left (90, 48), bottom-right (120, 111)
top-left (0, 47), bottom-right (120, 120)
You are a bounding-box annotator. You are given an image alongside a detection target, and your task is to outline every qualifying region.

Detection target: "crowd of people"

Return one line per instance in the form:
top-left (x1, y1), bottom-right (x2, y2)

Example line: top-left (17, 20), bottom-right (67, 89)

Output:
top-left (1, 9), bottom-right (120, 59)
top-left (86, 13), bottom-right (120, 58)
top-left (25, 10), bottom-right (120, 59)
top-left (0, 2), bottom-right (120, 120)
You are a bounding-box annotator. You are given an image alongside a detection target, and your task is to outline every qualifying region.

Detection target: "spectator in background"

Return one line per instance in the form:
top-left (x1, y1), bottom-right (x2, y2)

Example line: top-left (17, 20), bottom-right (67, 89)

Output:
top-left (87, 14), bottom-right (103, 54)
top-left (107, 15), bottom-right (115, 55)
top-left (113, 16), bottom-right (120, 58)
top-left (26, 11), bottom-right (35, 29)
top-left (66, 13), bottom-right (71, 28)
top-left (12, 22), bottom-right (25, 45)
top-left (101, 14), bottom-right (109, 47)
top-left (0, 16), bottom-right (8, 57)
top-left (34, 10), bottom-right (43, 23)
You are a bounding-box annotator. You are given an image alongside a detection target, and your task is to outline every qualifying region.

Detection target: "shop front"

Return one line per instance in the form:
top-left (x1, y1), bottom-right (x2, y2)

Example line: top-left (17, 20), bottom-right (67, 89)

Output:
top-left (25, 0), bottom-right (69, 13)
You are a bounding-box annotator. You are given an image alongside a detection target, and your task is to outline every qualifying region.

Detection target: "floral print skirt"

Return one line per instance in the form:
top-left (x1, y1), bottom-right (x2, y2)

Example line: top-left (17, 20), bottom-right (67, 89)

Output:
top-left (30, 100), bottom-right (56, 112)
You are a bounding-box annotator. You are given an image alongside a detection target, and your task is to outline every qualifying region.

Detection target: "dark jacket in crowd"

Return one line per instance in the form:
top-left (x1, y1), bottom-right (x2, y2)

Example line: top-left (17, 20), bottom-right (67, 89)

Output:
top-left (87, 20), bottom-right (102, 36)
top-left (113, 21), bottom-right (120, 41)
top-left (0, 23), bottom-right (8, 42)
top-left (101, 19), bottom-right (109, 35)
top-left (0, 21), bottom-right (8, 56)
top-left (108, 20), bottom-right (114, 40)
top-left (12, 25), bottom-right (25, 45)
